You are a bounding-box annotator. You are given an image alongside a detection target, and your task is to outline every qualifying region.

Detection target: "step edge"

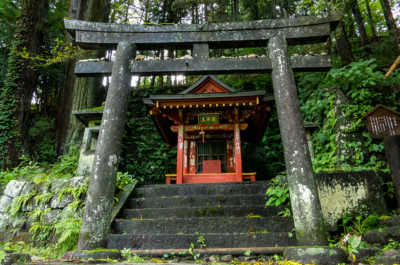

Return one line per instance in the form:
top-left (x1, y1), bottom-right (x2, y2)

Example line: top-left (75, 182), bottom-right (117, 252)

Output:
top-left (115, 216), bottom-right (292, 222)
top-left (129, 246), bottom-right (288, 256)
top-left (129, 194), bottom-right (267, 201)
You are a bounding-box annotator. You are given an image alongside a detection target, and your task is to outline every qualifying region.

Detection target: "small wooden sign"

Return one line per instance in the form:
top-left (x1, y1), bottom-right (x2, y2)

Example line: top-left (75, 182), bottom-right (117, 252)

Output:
top-left (198, 113), bottom-right (219, 125)
top-left (365, 105), bottom-right (400, 138)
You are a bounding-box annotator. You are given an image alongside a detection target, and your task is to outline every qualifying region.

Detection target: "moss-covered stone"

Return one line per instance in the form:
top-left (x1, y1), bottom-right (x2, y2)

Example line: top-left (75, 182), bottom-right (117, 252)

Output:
top-left (61, 249), bottom-right (121, 262)
top-left (283, 246), bottom-right (347, 265)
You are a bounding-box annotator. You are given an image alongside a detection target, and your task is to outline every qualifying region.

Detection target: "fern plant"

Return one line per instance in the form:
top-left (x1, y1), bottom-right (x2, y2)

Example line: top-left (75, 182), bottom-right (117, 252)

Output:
top-left (54, 214), bottom-right (82, 253)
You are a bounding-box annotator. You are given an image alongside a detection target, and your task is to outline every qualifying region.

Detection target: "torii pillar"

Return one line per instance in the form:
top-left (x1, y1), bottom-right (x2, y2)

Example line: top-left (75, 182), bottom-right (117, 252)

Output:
top-left (78, 42), bottom-right (135, 249)
top-left (268, 33), bottom-right (327, 245)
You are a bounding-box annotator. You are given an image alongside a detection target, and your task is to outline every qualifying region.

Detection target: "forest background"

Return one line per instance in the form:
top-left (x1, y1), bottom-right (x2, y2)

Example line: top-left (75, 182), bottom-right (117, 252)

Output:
top-left (0, 0), bottom-right (399, 190)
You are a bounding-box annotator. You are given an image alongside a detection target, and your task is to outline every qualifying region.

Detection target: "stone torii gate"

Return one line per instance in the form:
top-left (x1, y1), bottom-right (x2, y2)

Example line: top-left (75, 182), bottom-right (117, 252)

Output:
top-left (64, 15), bottom-right (340, 250)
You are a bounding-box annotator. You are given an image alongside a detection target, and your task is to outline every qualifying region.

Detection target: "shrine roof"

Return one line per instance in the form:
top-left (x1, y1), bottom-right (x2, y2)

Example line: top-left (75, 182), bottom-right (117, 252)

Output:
top-left (179, 75), bottom-right (235, 94)
top-left (364, 104), bottom-right (400, 118)
top-left (145, 90), bottom-right (266, 103)
top-left (144, 75), bottom-right (268, 105)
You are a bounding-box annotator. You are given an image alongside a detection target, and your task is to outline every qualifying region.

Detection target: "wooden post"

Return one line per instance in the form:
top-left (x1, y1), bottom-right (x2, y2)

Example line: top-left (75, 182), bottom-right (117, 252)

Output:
top-left (268, 33), bottom-right (327, 245)
top-left (78, 42), bottom-right (134, 249)
top-left (234, 123), bottom-right (242, 182)
top-left (226, 138), bottom-right (235, 172)
top-left (189, 140), bottom-right (196, 174)
top-left (384, 135), bottom-right (400, 207)
top-left (183, 139), bottom-right (188, 174)
top-left (176, 125), bottom-right (184, 184)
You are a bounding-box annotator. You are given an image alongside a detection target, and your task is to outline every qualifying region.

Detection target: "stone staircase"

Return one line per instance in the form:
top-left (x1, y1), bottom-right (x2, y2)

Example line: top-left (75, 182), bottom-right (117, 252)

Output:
top-left (107, 181), bottom-right (296, 254)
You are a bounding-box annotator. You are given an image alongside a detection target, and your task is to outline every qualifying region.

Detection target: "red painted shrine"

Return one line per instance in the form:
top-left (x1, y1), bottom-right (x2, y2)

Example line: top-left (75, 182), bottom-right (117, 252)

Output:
top-left (144, 76), bottom-right (273, 184)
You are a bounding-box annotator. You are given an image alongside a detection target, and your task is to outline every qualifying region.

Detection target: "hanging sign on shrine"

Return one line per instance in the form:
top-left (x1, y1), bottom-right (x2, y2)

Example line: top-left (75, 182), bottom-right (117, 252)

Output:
top-left (199, 113), bottom-right (220, 125)
top-left (365, 105), bottom-right (400, 138)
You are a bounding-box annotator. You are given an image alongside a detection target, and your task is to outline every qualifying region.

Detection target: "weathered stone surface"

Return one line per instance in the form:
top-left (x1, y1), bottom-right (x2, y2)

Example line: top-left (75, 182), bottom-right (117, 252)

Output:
top-left (69, 176), bottom-right (87, 187)
top-left (0, 212), bottom-right (9, 233)
top-left (316, 171), bottom-right (386, 231)
top-left (75, 56), bottom-right (331, 77)
top-left (208, 255), bottom-right (220, 262)
top-left (0, 195), bottom-right (13, 213)
top-left (269, 32), bottom-right (326, 244)
top-left (383, 249), bottom-right (399, 256)
top-left (44, 209), bottom-right (62, 224)
top-left (220, 255), bottom-right (233, 262)
top-left (107, 233), bottom-right (296, 249)
top-left (363, 226), bottom-right (400, 245)
top-left (2, 253), bottom-right (31, 265)
top-left (61, 250), bottom-right (121, 262)
top-left (3, 180), bottom-right (26, 198)
top-left (78, 42), bottom-right (135, 250)
top-left (50, 194), bottom-right (74, 209)
top-left (50, 179), bottom-right (69, 192)
top-left (77, 127), bottom-right (99, 177)
top-left (380, 215), bottom-right (400, 227)
top-left (283, 247), bottom-right (347, 265)
top-left (375, 254), bottom-right (400, 265)
top-left (113, 216), bottom-right (293, 234)
top-left (65, 14), bottom-right (341, 49)
top-left (354, 248), bottom-right (380, 262)
top-left (19, 181), bottom-right (35, 196)
top-left (8, 214), bottom-right (25, 230)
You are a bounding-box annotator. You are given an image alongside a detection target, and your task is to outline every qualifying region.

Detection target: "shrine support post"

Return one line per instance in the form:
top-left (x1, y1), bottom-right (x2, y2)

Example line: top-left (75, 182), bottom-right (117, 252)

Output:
top-left (78, 42), bottom-right (135, 249)
top-left (176, 125), bottom-right (184, 184)
top-left (234, 123), bottom-right (242, 182)
top-left (384, 135), bottom-right (400, 207)
top-left (268, 33), bottom-right (327, 244)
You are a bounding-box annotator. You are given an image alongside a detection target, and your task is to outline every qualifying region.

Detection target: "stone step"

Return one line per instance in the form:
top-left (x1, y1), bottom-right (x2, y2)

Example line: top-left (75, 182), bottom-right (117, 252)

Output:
top-left (122, 205), bottom-right (282, 219)
top-left (134, 181), bottom-right (269, 198)
top-left (126, 194), bottom-right (266, 209)
top-left (128, 246), bottom-right (287, 256)
top-left (107, 232), bottom-right (296, 250)
top-left (113, 216), bottom-right (294, 234)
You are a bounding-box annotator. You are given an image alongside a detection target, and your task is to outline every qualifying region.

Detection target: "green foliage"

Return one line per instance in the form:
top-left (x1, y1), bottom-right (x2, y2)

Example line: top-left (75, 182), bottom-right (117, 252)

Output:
top-left (54, 213), bottom-right (82, 253)
top-left (0, 147), bottom-right (79, 191)
top-left (116, 171), bottom-right (136, 190)
top-left (28, 118), bottom-right (57, 163)
top-left (266, 175), bottom-right (291, 216)
top-left (7, 191), bottom-right (37, 217)
top-left (120, 91), bottom-right (177, 184)
top-left (299, 59), bottom-right (400, 172)
top-left (340, 214), bottom-right (379, 235)
top-left (121, 248), bottom-right (147, 263)
top-left (383, 239), bottom-right (400, 251)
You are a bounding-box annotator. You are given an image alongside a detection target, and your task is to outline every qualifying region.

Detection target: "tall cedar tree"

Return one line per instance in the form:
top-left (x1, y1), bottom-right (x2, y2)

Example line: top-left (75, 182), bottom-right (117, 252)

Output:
top-left (3, 0), bottom-right (49, 167)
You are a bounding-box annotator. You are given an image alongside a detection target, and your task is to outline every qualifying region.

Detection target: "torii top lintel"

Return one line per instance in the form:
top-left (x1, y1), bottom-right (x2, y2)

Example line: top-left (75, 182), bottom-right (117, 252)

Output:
top-left (65, 14), bottom-right (341, 50)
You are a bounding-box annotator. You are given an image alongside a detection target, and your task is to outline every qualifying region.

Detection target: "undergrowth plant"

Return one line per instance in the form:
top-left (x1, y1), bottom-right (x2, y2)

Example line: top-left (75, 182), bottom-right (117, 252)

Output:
top-left (299, 59), bottom-right (400, 173)
top-left (266, 174), bottom-right (291, 217)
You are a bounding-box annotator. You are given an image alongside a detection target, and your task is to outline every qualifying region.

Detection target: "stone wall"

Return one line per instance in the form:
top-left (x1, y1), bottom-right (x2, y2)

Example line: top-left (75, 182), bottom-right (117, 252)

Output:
top-left (316, 171), bottom-right (387, 231)
top-left (0, 176), bottom-right (86, 241)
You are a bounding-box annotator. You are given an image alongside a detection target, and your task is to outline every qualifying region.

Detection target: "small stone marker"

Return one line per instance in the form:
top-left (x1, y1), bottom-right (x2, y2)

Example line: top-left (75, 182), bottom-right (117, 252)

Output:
top-left (365, 105), bottom-right (400, 208)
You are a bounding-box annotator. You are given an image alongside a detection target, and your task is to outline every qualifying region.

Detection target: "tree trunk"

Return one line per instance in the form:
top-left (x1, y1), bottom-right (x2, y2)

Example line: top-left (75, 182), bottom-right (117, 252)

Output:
top-left (365, 0), bottom-right (377, 39)
top-left (335, 23), bottom-right (353, 65)
top-left (380, 0), bottom-right (400, 49)
top-left (1, 0), bottom-right (49, 166)
top-left (350, 0), bottom-right (369, 46)
top-left (379, 0), bottom-right (394, 30)
top-left (61, 0), bottom-right (111, 152)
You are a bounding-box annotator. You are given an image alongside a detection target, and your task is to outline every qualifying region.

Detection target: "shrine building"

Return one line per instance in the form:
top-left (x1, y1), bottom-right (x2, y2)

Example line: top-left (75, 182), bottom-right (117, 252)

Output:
top-left (144, 75), bottom-right (273, 184)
